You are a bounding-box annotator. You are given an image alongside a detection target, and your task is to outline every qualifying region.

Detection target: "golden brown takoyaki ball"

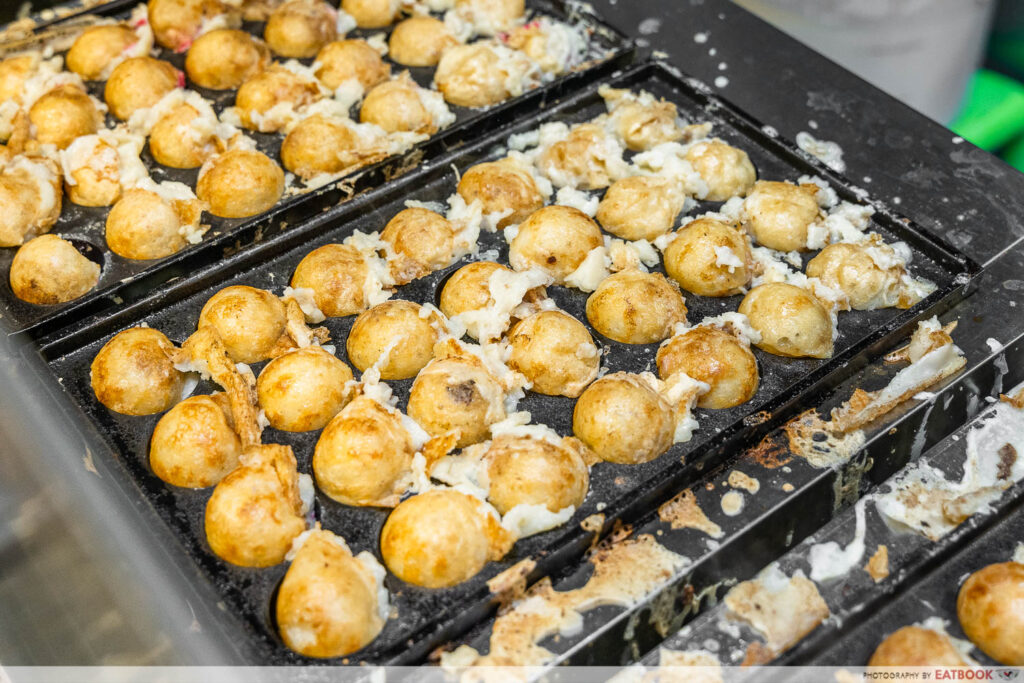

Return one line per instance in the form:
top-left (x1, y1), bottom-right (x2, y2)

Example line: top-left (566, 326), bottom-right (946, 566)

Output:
top-left (380, 488), bottom-right (514, 588)
top-left (257, 346), bottom-right (354, 432)
top-left (149, 393), bottom-right (241, 488)
top-left (105, 57), bottom-right (182, 121)
top-left (66, 24), bottom-right (140, 81)
top-left (10, 234), bottom-right (100, 305)
top-left (663, 217), bottom-right (752, 297)
top-left (685, 140), bottom-right (757, 202)
top-left (454, 0), bottom-right (524, 35)
top-left (868, 626), bottom-right (967, 667)
top-left (314, 39), bottom-right (390, 91)
top-left (573, 372), bottom-right (674, 464)
top-left (264, 0), bottom-right (337, 58)
top-left (586, 270), bottom-right (687, 344)
top-left (485, 434), bottom-right (589, 515)
top-left (280, 114), bottom-right (357, 180)
top-left (204, 444), bottom-right (307, 567)
top-left (509, 205), bottom-right (603, 282)
top-left (507, 310), bottom-right (599, 398)
top-left (957, 562), bottom-right (1024, 665)
top-left (738, 283), bottom-right (833, 359)
top-left (538, 123), bottom-right (623, 190)
top-left (91, 327), bottom-right (186, 416)
top-left (276, 529), bottom-right (386, 658)
top-left (657, 326), bottom-right (758, 409)
top-left (743, 180), bottom-right (820, 252)
top-left (313, 395), bottom-right (416, 506)
top-left (596, 175), bottom-right (684, 242)
top-left (806, 242), bottom-right (899, 311)
top-left (434, 43), bottom-right (521, 109)
top-left (235, 65), bottom-right (322, 132)
top-left (346, 300), bottom-right (439, 380)
top-left (198, 285), bottom-right (287, 363)
top-left (185, 29), bottom-right (271, 90)
top-left (439, 261), bottom-right (545, 339)
top-left (457, 158), bottom-right (544, 229)
top-left (196, 149), bottom-right (284, 218)
top-left (407, 356), bottom-right (506, 447)
top-left (106, 189), bottom-right (199, 259)
top-left (0, 55), bottom-right (35, 103)
top-left (149, 103), bottom-right (221, 168)
top-left (63, 137), bottom-right (121, 207)
top-left (389, 16), bottom-right (457, 68)
top-left (0, 157), bottom-right (62, 247)
top-left (360, 76), bottom-right (434, 134)
top-left (28, 85), bottom-right (103, 150)
top-left (341, 0), bottom-right (399, 28)
top-left (504, 22), bottom-right (564, 74)
top-left (290, 244), bottom-right (371, 318)
top-left (380, 207), bottom-right (456, 282)
top-left (148, 0), bottom-right (235, 52)
top-left (607, 94), bottom-right (682, 152)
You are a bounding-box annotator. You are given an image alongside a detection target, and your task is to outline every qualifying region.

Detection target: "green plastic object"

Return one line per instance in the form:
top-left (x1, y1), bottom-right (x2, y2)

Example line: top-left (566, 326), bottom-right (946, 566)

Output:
top-left (949, 69), bottom-right (1024, 151)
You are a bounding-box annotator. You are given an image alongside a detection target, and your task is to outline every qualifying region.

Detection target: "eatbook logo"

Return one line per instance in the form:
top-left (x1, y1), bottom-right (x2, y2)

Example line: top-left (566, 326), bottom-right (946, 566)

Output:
top-left (997, 671), bottom-right (1019, 681)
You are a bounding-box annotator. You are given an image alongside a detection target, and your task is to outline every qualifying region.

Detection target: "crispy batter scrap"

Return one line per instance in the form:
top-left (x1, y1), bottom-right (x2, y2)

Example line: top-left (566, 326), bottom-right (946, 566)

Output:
top-left (727, 470), bottom-right (760, 494)
top-left (658, 489), bottom-right (723, 538)
top-left (784, 409), bottom-right (866, 468)
top-left (724, 566), bottom-right (830, 657)
top-left (865, 545), bottom-right (889, 583)
top-left (487, 558), bottom-right (536, 612)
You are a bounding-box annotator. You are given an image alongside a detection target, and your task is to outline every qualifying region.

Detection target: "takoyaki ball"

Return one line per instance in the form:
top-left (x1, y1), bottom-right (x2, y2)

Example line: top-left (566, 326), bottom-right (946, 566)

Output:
top-left (380, 488), bottom-right (514, 588)
top-left (538, 123), bottom-right (623, 190)
top-left (198, 285), bottom-right (287, 363)
top-left (586, 271), bottom-right (687, 344)
top-left (486, 434), bottom-right (589, 515)
top-left (341, 0), bottom-right (399, 28)
top-left (380, 207), bottom-right (456, 282)
top-left (290, 244), bottom-right (371, 318)
top-left (0, 55), bottom-right (35, 103)
top-left (347, 300), bottom-right (440, 380)
top-left (573, 372), bottom-right (674, 464)
top-left (360, 77), bottom-right (433, 134)
top-left (439, 261), bottom-right (543, 336)
top-left (106, 189), bottom-right (198, 259)
top-left (257, 346), bottom-right (354, 432)
top-left (738, 283), bottom-right (833, 359)
top-left (596, 175), bottom-right (684, 242)
top-left (407, 356), bottom-right (506, 447)
top-left (434, 43), bottom-right (522, 109)
top-left (656, 326), bottom-right (758, 409)
top-left (606, 92), bottom-right (682, 152)
top-left (185, 29), bottom-right (270, 90)
top-left (453, 0), bottom-right (524, 35)
top-left (28, 85), bottom-right (102, 150)
top-left (63, 137), bottom-right (121, 207)
top-left (313, 395), bottom-right (416, 506)
top-left (105, 57), bottom-right (182, 121)
top-left (149, 393), bottom-right (241, 488)
top-left (66, 24), bottom-right (140, 80)
top-left (10, 234), bottom-right (100, 305)
top-left (264, 0), bottom-right (337, 58)
top-left (507, 310), bottom-right (599, 398)
top-left (806, 242), bottom-right (897, 310)
top-left (280, 114), bottom-right (357, 180)
top-left (314, 39), bottom-right (390, 91)
top-left (389, 17), bottom-right (457, 67)
top-left (0, 158), bottom-right (62, 247)
top-left (509, 205), bottom-right (603, 283)
top-left (743, 180), bottom-right (820, 252)
top-left (91, 327), bottom-right (186, 416)
top-left (196, 149), bottom-right (284, 218)
top-left (276, 529), bottom-right (386, 658)
top-left (204, 444), bottom-right (306, 567)
top-left (149, 102), bottom-right (222, 168)
top-left (235, 65), bottom-right (322, 132)
top-left (148, 0), bottom-right (235, 52)
top-left (684, 140), bottom-right (757, 202)
top-left (456, 158), bottom-right (544, 229)
top-left (957, 562), bottom-right (1024, 665)
top-left (663, 217), bottom-right (752, 297)
top-left (868, 626), bottom-right (967, 667)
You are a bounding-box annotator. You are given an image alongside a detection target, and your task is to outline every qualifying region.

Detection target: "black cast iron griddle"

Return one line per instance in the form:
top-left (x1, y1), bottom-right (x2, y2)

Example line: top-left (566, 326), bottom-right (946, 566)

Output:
top-left (31, 61), bottom-right (979, 665)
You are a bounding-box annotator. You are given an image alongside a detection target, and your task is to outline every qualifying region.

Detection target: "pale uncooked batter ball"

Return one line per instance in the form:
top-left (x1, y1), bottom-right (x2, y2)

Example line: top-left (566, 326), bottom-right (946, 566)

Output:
top-left (149, 102), bottom-right (221, 169)
top-left (596, 175), bottom-right (684, 242)
top-left (91, 327), bottom-right (186, 415)
top-left (537, 123), bottom-right (623, 190)
top-left (198, 285), bottom-right (288, 363)
top-left (586, 270), bottom-right (687, 344)
top-left (315, 39), bottom-right (390, 91)
top-left (743, 180), bottom-right (820, 252)
top-left (257, 346), bottom-right (354, 432)
top-left (806, 242), bottom-right (900, 310)
top-left (390, 16), bottom-right (457, 67)
top-left (28, 85), bottom-right (103, 150)
top-left (657, 326), bottom-right (758, 409)
top-left (346, 300), bottom-right (439, 380)
top-left (341, 0), bottom-right (400, 28)
top-left (572, 372), bottom-right (674, 464)
top-left (264, 0), bottom-right (337, 58)
top-left (313, 395), bottom-right (417, 506)
top-left (685, 139), bottom-right (757, 201)
top-left (105, 57), bottom-right (182, 121)
top-left (509, 205), bottom-right (603, 283)
top-left (380, 207), bottom-right (457, 282)
top-left (380, 488), bottom-right (513, 588)
top-left (148, 0), bottom-right (235, 51)
top-left (507, 310), bottom-right (599, 398)
top-left (66, 24), bottom-right (140, 80)
top-left (454, 0), bottom-right (524, 35)
top-left (485, 433), bottom-right (589, 515)
top-left (663, 217), bottom-right (752, 297)
top-left (149, 393), bottom-right (241, 488)
top-left (290, 243), bottom-right (372, 317)
top-left (280, 114), bottom-right (359, 179)
top-left (197, 148), bottom-right (284, 218)
top-left (0, 157), bottom-right (62, 247)
top-left (456, 157), bottom-right (545, 229)
top-left (10, 234), bottom-right (100, 305)
top-left (234, 65), bottom-right (322, 132)
top-left (105, 189), bottom-right (198, 260)
top-left (434, 42), bottom-right (525, 108)
top-left (868, 626), bottom-right (967, 667)
top-left (276, 529), bottom-right (386, 658)
top-left (360, 77), bottom-right (434, 134)
top-left (204, 444), bottom-right (307, 567)
top-left (185, 29), bottom-right (270, 89)
top-left (957, 562), bottom-right (1024, 665)
top-left (407, 356), bottom-right (506, 447)
top-left (738, 283), bottom-right (833, 359)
